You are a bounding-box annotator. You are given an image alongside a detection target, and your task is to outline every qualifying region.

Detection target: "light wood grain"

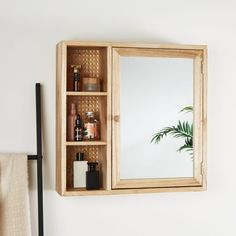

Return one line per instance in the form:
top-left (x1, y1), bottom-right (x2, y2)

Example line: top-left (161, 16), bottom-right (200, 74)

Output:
top-left (62, 185), bottom-right (205, 196)
top-left (60, 40), bottom-right (207, 50)
top-left (111, 48), bottom-right (121, 189)
top-left (113, 178), bottom-right (201, 189)
top-left (66, 141), bottom-right (107, 146)
top-left (56, 41), bottom-right (112, 195)
top-left (56, 41), bottom-right (67, 195)
top-left (66, 92), bottom-right (107, 96)
top-left (202, 47), bottom-right (208, 190)
top-left (56, 41), bottom-right (207, 196)
top-left (56, 42), bottom-right (62, 194)
top-left (105, 46), bottom-right (112, 190)
top-left (193, 54), bottom-right (203, 185)
top-left (114, 47), bottom-right (203, 58)
top-left (111, 46), bottom-right (207, 190)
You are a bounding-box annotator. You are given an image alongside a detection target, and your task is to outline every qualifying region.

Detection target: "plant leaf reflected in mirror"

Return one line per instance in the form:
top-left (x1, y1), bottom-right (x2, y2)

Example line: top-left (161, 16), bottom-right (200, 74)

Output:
top-left (119, 56), bottom-right (194, 179)
top-left (151, 106), bottom-right (193, 158)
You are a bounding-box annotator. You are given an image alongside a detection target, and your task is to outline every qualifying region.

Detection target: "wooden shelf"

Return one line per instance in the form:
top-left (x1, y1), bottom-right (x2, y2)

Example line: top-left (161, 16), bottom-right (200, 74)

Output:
top-left (66, 141), bottom-right (107, 146)
top-left (66, 91), bottom-right (107, 96)
top-left (65, 189), bottom-right (109, 196)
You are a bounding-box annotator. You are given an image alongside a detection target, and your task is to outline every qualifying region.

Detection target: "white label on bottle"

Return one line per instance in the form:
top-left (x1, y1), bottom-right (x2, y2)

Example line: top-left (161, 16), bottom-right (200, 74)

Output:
top-left (73, 161), bottom-right (87, 188)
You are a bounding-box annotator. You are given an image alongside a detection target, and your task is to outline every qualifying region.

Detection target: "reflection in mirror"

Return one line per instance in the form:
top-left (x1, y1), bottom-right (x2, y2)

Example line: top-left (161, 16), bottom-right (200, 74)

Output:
top-left (120, 56), bottom-right (193, 179)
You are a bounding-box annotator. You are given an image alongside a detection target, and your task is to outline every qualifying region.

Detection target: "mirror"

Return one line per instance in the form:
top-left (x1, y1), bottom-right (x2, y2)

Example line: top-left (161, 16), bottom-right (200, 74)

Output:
top-left (120, 56), bottom-right (193, 179)
top-left (112, 47), bottom-right (206, 189)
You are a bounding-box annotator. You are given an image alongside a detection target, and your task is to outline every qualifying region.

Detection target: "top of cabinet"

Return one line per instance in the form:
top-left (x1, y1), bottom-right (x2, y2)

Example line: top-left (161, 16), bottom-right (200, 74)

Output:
top-left (57, 40), bottom-right (207, 50)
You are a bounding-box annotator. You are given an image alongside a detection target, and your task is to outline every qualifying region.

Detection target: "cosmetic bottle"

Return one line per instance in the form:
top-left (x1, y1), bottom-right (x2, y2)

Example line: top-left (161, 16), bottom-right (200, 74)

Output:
top-left (73, 153), bottom-right (87, 188)
top-left (86, 162), bottom-right (100, 190)
top-left (74, 115), bottom-right (83, 141)
top-left (67, 103), bottom-right (77, 141)
top-left (71, 64), bottom-right (82, 91)
top-left (83, 112), bottom-right (100, 140)
top-left (82, 77), bottom-right (101, 92)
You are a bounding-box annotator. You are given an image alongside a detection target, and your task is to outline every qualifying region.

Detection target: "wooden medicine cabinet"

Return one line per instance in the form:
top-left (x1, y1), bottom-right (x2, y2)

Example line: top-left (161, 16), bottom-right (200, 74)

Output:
top-left (56, 41), bottom-right (207, 196)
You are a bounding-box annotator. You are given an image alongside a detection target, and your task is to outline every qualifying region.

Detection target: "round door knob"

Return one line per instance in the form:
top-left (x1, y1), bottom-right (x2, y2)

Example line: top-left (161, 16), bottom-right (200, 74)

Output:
top-left (114, 115), bottom-right (120, 122)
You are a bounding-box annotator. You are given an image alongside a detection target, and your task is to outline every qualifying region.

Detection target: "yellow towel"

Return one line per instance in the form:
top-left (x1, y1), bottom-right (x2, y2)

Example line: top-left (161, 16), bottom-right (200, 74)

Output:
top-left (0, 154), bottom-right (31, 236)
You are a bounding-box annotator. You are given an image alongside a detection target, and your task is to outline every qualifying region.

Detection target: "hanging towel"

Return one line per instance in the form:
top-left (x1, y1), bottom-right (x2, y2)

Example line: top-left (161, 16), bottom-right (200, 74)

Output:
top-left (0, 154), bottom-right (31, 236)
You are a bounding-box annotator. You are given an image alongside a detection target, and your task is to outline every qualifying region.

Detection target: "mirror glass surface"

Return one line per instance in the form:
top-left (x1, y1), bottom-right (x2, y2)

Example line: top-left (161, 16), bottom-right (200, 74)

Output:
top-left (120, 56), bottom-right (194, 179)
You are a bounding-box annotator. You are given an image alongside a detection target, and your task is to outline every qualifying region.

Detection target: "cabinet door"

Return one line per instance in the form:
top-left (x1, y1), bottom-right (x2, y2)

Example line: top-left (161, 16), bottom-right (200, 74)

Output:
top-left (111, 45), bottom-right (207, 190)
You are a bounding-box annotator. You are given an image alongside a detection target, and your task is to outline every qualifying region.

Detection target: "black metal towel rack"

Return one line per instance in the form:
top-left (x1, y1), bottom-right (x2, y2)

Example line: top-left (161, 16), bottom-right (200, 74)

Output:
top-left (27, 83), bottom-right (44, 236)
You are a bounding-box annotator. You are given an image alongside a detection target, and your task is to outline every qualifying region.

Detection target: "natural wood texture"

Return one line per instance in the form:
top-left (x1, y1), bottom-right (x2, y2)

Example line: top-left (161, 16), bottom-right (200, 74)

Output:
top-left (62, 186), bottom-right (205, 196)
top-left (66, 141), bottom-right (107, 146)
top-left (66, 92), bottom-right (107, 96)
top-left (61, 40), bottom-right (207, 50)
top-left (106, 46), bottom-right (112, 190)
top-left (193, 54), bottom-right (204, 185)
top-left (56, 43), bottom-right (62, 194)
top-left (56, 41), bottom-right (207, 196)
top-left (56, 41), bottom-right (112, 195)
top-left (114, 47), bottom-right (203, 58)
top-left (56, 41), bottom-right (67, 195)
top-left (202, 47), bottom-right (208, 190)
top-left (111, 46), bottom-right (207, 190)
top-left (112, 178), bottom-right (201, 189)
top-left (111, 49), bottom-right (121, 189)
top-left (192, 48), bottom-right (207, 190)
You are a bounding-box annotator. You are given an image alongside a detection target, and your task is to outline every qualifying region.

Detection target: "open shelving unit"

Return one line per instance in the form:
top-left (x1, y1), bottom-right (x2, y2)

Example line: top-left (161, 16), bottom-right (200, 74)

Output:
top-left (56, 41), bottom-right (111, 196)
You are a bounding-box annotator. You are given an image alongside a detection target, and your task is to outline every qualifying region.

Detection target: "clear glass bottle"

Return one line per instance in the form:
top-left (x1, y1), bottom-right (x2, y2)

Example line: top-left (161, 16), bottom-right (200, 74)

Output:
top-left (83, 112), bottom-right (100, 140)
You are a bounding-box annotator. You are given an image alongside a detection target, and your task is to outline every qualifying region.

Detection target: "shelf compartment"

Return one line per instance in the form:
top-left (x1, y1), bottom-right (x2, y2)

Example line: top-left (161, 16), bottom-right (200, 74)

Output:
top-left (66, 141), bottom-right (107, 146)
top-left (67, 95), bottom-right (107, 142)
top-left (66, 145), bottom-right (108, 191)
top-left (67, 46), bottom-right (108, 92)
top-left (56, 41), bottom-right (111, 196)
top-left (66, 92), bottom-right (107, 96)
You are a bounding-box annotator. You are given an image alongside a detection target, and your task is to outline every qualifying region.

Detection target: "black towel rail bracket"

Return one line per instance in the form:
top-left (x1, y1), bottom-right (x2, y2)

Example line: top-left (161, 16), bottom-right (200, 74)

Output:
top-left (27, 83), bottom-right (44, 236)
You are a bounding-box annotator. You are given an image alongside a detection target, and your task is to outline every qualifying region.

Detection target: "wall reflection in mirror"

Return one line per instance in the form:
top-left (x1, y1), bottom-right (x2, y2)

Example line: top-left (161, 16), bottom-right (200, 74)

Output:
top-left (120, 56), bottom-right (193, 180)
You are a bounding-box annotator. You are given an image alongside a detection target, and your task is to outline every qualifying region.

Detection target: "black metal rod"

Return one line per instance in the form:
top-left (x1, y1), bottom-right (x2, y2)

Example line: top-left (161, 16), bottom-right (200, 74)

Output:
top-left (36, 83), bottom-right (44, 236)
top-left (28, 155), bottom-right (38, 160)
top-left (27, 83), bottom-right (44, 236)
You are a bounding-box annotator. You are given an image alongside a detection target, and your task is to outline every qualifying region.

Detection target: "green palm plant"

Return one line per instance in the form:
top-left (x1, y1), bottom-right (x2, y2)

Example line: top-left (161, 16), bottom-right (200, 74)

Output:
top-left (151, 106), bottom-right (193, 155)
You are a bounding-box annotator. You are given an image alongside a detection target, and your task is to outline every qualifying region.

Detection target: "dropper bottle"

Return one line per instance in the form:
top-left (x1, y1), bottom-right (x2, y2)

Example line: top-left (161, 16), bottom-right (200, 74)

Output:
top-left (71, 64), bottom-right (82, 91)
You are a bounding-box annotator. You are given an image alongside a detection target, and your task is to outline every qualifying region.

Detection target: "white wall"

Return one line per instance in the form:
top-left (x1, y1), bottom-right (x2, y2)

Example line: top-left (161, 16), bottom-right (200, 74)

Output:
top-left (0, 0), bottom-right (235, 235)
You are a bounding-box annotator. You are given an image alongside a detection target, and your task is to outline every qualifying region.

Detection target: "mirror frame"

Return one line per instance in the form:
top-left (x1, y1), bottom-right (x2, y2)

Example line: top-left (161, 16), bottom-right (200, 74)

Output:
top-left (112, 45), bottom-right (207, 190)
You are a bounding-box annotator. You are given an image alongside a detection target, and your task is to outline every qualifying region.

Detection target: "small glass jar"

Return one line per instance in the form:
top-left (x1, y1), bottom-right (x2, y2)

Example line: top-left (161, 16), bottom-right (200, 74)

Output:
top-left (82, 77), bottom-right (101, 92)
top-left (83, 112), bottom-right (100, 140)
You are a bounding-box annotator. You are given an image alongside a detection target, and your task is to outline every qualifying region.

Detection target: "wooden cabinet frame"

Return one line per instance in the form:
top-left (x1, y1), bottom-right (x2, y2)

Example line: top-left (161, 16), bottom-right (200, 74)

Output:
top-left (112, 47), bottom-right (207, 190)
top-left (56, 41), bottom-right (207, 196)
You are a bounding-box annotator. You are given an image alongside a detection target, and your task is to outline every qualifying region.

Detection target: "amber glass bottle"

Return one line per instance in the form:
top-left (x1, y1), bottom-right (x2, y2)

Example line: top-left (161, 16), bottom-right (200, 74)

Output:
top-left (83, 112), bottom-right (100, 140)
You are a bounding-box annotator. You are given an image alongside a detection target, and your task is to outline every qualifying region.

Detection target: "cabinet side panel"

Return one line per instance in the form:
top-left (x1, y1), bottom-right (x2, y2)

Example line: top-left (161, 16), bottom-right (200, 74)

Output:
top-left (193, 48), bottom-right (207, 188)
top-left (202, 47), bottom-right (207, 190)
top-left (56, 42), bottom-right (67, 195)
